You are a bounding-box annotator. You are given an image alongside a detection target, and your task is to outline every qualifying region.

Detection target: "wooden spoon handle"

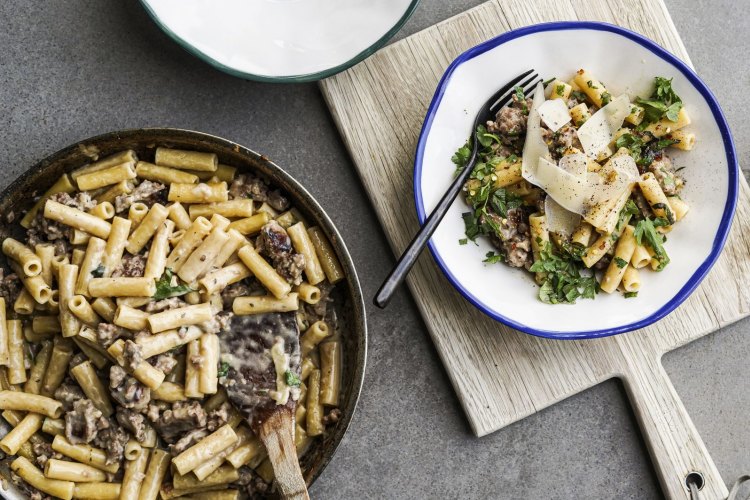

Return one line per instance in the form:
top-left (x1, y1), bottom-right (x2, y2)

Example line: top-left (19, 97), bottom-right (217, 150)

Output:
top-left (260, 408), bottom-right (310, 500)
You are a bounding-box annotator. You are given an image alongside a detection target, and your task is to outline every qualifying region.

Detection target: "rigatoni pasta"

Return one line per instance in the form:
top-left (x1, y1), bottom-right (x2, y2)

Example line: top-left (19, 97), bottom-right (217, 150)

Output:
top-left (452, 71), bottom-right (694, 301)
top-left (0, 146), bottom-right (347, 499)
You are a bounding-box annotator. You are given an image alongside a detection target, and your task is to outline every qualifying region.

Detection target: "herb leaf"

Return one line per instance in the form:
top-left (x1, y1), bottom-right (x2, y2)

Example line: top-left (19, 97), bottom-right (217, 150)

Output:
top-left (614, 257), bottom-right (628, 269)
top-left (636, 76), bottom-right (683, 127)
top-left (615, 133), bottom-right (679, 168)
top-left (514, 86), bottom-right (528, 114)
top-left (624, 291), bottom-right (638, 298)
top-left (483, 251), bottom-right (503, 264)
top-left (91, 264), bottom-right (105, 278)
top-left (634, 218), bottom-right (670, 270)
top-left (570, 90), bottom-right (588, 103)
top-left (530, 242), bottom-right (598, 304)
top-left (218, 361), bottom-right (230, 378)
top-left (153, 268), bottom-right (194, 300)
top-left (489, 188), bottom-right (523, 219)
top-left (284, 370), bottom-right (301, 387)
top-left (451, 140), bottom-right (472, 175)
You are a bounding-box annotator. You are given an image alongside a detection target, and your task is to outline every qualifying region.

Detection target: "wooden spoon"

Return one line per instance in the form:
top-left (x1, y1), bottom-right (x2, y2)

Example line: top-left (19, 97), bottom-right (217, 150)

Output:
top-left (220, 312), bottom-right (309, 500)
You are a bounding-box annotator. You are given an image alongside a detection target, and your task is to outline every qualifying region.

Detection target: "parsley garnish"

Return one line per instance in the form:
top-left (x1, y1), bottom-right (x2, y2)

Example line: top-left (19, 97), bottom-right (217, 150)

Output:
top-left (514, 86), bottom-right (528, 114)
top-left (600, 91), bottom-right (611, 106)
top-left (570, 90), bottom-right (588, 103)
top-left (624, 291), bottom-right (638, 298)
top-left (555, 84), bottom-right (565, 97)
top-left (614, 257), bottom-right (628, 269)
top-left (615, 133), bottom-right (679, 168)
top-left (476, 124), bottom-right (503, 148)
top-left (91, 264), bottom-right (105, 278)
top-left (458, 238), bottom-right (468, 245)
top-left (636, 76), bottom-right (683, 127)
top-left (451, 140), bottom-right (472, 175)
top-left (153, 268), bottom-right (194, 300)
top-left (586, 80), bottom-right (597, 89)
top-left (489, 188), bottom-right (523, 219)
top-left (218, 361), bottom-right (230, 378)
top-left (284, 370), bottom-right (301, 387)
top-left (634, 218), bottom-right (671, 271)
top-left (530, 242), bottom-right (598, 304)
top-left (483, 251), bottom-right (503, 264)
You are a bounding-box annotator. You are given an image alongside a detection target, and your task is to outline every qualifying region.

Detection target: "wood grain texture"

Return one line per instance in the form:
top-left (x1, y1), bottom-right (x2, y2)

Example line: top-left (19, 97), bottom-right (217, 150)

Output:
top-left (320, 1), bottom-right (748, 498)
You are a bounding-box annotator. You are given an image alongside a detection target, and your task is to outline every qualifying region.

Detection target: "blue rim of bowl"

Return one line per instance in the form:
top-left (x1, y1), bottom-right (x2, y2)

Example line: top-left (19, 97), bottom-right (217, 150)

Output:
top-left (138, 0), bottom-right (420, 83)
top-left (413, 21), bottom-right (739, 340)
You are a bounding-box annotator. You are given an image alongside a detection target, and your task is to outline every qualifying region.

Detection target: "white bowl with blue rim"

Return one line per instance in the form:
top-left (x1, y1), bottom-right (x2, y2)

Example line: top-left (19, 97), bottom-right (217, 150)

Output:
top-left (414, 21), bottom-right (738, 339)
top-left (139, 0), bottom-right (419, 82)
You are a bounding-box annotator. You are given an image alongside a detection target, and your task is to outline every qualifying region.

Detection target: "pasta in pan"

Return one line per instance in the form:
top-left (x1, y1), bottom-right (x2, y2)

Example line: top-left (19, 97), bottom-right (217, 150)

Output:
top-left (452, 72), bottom-right (694, 303)
top-left (0, 147), bottom-right (346, 499)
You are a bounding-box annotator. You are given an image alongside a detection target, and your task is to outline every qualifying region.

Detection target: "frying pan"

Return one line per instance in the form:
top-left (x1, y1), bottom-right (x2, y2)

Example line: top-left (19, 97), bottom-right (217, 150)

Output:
top-left (0, 128), bottom-right (367, 498)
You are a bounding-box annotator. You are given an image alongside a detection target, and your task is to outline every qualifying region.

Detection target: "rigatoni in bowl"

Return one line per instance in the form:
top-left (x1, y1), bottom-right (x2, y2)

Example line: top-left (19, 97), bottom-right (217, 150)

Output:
top-left (414, 22), bottom-right (738, 338)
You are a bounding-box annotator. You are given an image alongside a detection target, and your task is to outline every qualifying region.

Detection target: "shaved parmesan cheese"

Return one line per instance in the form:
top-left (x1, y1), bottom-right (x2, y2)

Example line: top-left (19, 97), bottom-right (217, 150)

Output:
top-left (522, 83), bottom-right (552, 187)
top-left (558, 153), bottom-right (588, 179)
top-left (535, 157), bottom-right (592, 214)
top-left (523, 86), bottom-right (636, 230)
top-left (582, 154), bottom-right (640, 231)
top-left (576, 95), bottom-right (631, 158)
top-left (545, 196), bottom-right (581, 237)
top-left (537, 99), bottom-right (571, 132)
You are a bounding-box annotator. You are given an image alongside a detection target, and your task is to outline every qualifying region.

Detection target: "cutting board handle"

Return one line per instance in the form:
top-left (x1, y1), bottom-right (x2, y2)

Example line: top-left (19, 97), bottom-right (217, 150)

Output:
top-left (620, 345), bottom-right (727, 500)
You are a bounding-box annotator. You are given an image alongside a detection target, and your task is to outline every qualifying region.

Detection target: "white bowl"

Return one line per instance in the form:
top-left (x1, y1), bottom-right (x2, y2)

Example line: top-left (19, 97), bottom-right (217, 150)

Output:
top-left (139, 0), bottom-right (419, 82)
top-left (414, 22), bottom-right (738, 339)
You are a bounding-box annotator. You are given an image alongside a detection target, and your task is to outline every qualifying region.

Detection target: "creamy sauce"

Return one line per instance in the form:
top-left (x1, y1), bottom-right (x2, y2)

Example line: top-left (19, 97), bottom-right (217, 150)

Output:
top-left (269, 337), bottom-right (291, 405)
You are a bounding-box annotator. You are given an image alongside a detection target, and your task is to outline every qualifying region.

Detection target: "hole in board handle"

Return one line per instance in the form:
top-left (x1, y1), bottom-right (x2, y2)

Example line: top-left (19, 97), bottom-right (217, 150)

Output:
top-left (686, 471), bottom-right (705, 491)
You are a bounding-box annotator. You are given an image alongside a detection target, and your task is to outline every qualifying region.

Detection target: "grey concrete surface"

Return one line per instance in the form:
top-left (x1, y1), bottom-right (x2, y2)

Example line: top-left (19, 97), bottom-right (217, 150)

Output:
top-left (0, 0), bottom-right (748, 498)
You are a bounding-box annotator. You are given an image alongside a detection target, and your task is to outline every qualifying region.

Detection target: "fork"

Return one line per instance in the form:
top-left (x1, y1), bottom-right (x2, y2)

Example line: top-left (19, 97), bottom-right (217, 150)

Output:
top-left (374, 69), bottom-right (541, 308)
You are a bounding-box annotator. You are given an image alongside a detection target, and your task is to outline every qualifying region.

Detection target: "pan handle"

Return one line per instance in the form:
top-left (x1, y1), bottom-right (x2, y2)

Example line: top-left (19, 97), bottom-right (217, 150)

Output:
top-left (618, 337), bottom-right (726, 500)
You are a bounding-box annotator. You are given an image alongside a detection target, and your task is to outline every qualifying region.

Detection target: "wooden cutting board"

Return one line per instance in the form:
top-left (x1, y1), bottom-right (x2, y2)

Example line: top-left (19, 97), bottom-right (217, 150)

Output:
top-left (319, 1), bottom-right (750, 498)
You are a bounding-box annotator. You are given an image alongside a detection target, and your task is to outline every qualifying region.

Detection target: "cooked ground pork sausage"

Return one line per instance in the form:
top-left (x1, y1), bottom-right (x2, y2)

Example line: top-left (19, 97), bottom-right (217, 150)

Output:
top-left (111, 254), bottom-right (147, 278)
top-left (148, 400), bottom-right (207, 442)
top-left (114, 180), bottom-right (165, 213)
top-left (110, 365), bottom-right (151, 411)
top-left (65, 399), bottom-right (108, 445)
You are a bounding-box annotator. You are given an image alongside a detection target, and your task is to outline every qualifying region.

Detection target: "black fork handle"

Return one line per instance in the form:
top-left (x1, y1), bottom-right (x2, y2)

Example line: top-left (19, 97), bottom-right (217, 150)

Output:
top-left (373, 150), bottom-right (478, 308)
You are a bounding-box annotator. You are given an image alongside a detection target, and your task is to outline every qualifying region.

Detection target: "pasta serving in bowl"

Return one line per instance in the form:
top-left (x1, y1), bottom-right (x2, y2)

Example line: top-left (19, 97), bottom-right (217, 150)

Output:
top-left (414, 22), bottom-right (738, 338)
top-left (0, 129), bottom-right (366, 499)
top-left (453, 70), bottom-right (692, 303)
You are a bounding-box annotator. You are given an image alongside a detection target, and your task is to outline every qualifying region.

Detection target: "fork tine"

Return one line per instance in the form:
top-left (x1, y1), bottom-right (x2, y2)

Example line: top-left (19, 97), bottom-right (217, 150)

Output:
top-left (483, 69), bottom-right (535, 112)
top-left (489, 74), bottom-right (541, 112)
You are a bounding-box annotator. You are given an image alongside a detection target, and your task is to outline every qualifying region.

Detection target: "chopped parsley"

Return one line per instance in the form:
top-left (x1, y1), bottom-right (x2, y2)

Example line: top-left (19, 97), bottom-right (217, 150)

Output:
top-left (570, 90), bottom-right (588, 102)
top-left (615, 133), bottom-right (680, 167)
top-left (483, 251), bottom-right (503, 264)
top-left (458, 238), bottom-right (468, 245)
top-left (636, 76), bottom-right (683, 127)
top-left (153, 268), bottom-right (194, 300)
top-left (624, 291), bottom-right (638, 298)
top-left (614, 257), bottom-right (628, 269)
top-left (600, 91), bottom-right (612, 106)
top-left (476, 124), bottom-right (503, 148)
top-left (451, 141), bottom-right (472, 175)
top-left (91, 264), bottom-right (105, 278)
top-left (555, 84), bottom-right (565, 97)
top-left (530, 242), bottom-right (598, 304)
top-left (284, 370), bottom-right (301, 387)
top-left (634, 218), bottom-right (671, 271)
top-left (218, 361), bottom-right (230, 378)
top-left (514, 86), bottom-right (528, 114)
top-left (586, 80), bottom-right (597, 89)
